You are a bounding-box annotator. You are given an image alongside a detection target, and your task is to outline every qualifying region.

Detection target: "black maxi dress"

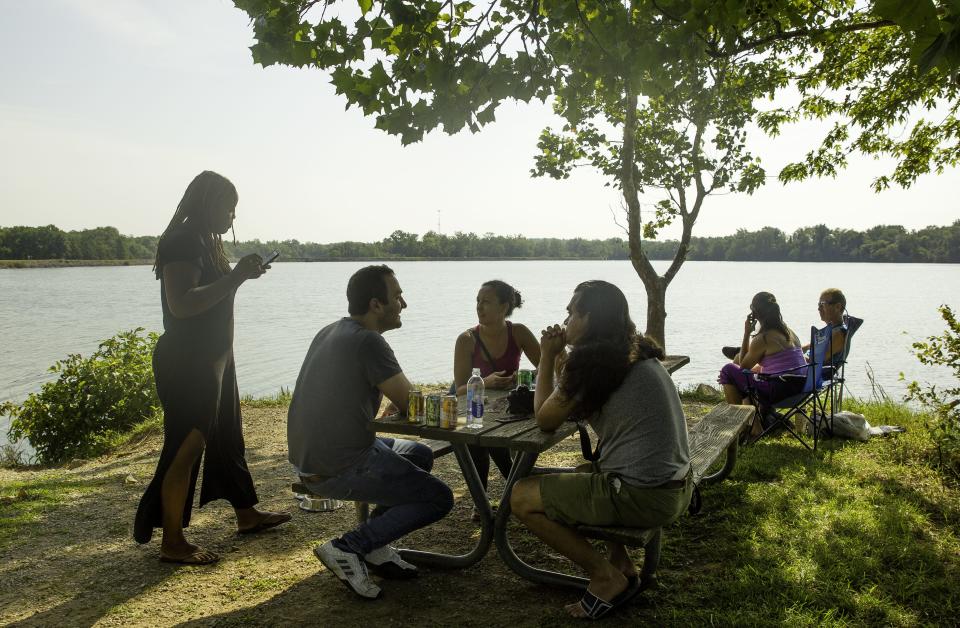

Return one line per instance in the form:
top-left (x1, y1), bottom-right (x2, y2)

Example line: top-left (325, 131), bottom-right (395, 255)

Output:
top-left (133, 229), bottom-right (258, 544)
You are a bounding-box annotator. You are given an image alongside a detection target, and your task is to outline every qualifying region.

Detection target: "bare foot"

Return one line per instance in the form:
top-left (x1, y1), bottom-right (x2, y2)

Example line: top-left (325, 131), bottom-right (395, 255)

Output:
top-left (236, 508), bottom-right (292, 534)
top-left (159, 541), bottom-right (218, 565)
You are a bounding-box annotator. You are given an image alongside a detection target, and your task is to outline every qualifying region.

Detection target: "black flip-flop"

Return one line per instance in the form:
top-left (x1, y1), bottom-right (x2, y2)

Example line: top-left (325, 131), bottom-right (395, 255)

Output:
top-left (576, 577), bottom-right (642, 620)
top-left (238, 512), bottom-right (292, 535)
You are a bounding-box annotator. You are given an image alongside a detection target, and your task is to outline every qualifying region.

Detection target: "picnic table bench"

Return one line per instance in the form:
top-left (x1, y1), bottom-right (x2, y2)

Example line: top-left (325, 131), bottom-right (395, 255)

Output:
top-left (293, 355), bottom-right (755, 591)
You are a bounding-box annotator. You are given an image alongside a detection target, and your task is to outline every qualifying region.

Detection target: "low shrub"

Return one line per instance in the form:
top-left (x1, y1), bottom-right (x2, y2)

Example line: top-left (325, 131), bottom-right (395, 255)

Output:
top-left (0, 328), bottom-right (160, 464)
top-left (903, 305), bottom-right (960, 480)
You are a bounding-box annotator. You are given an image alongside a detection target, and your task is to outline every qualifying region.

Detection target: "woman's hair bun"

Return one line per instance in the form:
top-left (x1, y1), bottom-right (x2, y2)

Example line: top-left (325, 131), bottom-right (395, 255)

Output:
top-left (482, 279), bottom-right (522, 316)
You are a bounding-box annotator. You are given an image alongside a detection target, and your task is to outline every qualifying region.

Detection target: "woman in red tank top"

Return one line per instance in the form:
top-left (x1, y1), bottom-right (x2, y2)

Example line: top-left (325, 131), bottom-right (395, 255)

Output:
top-left (453, 280), bottom-right (540, 493)
top-left (453, 281), bottom-right (540, 392)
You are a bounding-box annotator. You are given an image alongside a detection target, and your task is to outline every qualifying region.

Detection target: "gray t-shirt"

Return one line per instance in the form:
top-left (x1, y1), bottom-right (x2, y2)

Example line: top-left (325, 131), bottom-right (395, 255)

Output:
top-left (590, 358), bottom-right (691, 488)
top-left (288, 318), bottom-right (402, 476)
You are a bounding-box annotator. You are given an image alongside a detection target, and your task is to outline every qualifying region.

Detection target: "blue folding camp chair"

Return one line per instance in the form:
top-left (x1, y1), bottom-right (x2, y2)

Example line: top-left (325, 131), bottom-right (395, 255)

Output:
top-left (822, 315), bottom-right (864, 431)
top-left (745, 324), bottom-right (833, 450)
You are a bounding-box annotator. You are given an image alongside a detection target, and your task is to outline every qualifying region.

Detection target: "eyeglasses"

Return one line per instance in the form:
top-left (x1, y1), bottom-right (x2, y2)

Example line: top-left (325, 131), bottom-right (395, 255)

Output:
top-left (818, 301), bottom-right (836, 307)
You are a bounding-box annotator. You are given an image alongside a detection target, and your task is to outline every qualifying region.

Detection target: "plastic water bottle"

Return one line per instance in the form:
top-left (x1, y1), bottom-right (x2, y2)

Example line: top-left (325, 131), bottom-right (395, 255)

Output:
top-left (466, 368), bottom-right (485, 428)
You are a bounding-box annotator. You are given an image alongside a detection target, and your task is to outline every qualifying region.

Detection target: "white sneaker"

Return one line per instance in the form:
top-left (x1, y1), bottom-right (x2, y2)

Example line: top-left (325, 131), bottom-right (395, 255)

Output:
top-left (364, 545), bottom-right (418, 579)
top-left (314, 541), bottom-right (382, 599)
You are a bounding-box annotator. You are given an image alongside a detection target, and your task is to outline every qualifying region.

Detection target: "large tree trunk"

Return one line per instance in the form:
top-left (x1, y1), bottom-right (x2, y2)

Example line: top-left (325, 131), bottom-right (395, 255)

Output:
top-left (620, 85), bottom-right (670, 349)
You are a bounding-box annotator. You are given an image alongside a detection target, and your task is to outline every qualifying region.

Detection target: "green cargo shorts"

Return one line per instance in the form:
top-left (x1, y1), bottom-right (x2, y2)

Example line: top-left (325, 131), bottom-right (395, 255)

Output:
top-left (539, 470), bottom-right (693, 529)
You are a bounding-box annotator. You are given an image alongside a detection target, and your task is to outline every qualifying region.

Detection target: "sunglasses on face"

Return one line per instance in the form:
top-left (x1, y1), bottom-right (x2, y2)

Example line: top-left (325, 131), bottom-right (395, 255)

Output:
top-left (818, 301), bottom-right (837, 307)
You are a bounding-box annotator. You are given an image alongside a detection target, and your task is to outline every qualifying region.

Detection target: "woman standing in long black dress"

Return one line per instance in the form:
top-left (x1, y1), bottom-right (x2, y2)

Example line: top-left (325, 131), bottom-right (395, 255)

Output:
top-left (134, 171), bottom-right (290, 564)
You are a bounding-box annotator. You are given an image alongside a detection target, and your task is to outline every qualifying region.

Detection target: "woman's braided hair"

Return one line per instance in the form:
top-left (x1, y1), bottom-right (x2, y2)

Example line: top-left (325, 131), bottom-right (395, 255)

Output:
top-left (154, 171), bottom-right (236, 280)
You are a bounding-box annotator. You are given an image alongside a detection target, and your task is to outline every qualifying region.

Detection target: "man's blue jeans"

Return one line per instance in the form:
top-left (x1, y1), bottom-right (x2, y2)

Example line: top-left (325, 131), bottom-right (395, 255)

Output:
top-left (303, 437), bottom-right (454, 556)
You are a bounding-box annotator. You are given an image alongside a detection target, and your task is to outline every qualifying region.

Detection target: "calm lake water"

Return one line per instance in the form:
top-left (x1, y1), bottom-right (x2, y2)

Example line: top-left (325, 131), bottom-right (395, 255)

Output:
top-left (1, 261), bottom-right (957, 450)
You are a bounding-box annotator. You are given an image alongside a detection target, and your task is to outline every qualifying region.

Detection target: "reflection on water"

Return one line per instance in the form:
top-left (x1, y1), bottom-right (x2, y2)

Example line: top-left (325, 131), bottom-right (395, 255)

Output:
top-left (1, 261), bottom-right (957, 449)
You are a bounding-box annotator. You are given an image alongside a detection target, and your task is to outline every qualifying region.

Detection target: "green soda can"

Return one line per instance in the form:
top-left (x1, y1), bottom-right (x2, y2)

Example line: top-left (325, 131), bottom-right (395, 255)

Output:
top-left (517, 369), bottom-right (535, 388)
top-left (425, 393), bottom-right (442, 427)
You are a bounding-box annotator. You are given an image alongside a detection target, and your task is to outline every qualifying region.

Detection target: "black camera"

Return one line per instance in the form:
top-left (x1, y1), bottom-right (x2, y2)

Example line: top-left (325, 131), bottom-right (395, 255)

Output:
top-left (507, 385), bottom-right (534, 415)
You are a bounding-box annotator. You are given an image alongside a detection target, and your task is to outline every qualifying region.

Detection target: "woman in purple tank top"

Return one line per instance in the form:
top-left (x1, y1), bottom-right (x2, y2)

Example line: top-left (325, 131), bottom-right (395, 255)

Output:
top-left (718, 292), bottom-right (806, 437)
top-left (453, 280), bottom-right (540, 494)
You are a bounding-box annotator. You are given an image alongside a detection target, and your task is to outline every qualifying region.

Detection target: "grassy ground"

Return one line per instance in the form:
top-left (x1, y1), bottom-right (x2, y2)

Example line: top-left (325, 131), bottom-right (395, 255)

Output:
top-left (1, 396), bottom-right (957, 627)
top-left (664, 401), bottom-right (958, 626)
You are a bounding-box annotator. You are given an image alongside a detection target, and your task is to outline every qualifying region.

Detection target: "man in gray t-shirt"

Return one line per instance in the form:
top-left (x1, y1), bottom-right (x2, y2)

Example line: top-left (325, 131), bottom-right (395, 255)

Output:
top-left (288, 316), bottom-right (402, 477)
top-left (287, 265), bottom-right (453, 600)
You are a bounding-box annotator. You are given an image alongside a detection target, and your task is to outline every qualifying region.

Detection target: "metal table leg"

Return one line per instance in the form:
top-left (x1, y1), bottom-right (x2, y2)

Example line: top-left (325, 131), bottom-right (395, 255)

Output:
top-left (493, 451), bottom-right (588, 590)
top-left (398, 442), bottom-right (494, 569)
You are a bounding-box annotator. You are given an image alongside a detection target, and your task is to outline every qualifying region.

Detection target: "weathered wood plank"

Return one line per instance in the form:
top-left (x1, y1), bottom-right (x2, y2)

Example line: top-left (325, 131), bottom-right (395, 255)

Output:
top-left (370, 414), bottom-right (504, 443)
top-left (509, 422), bottom-right (579, 453)
top-left (662, 355), bottom-right (690, 374)
top-left (688, 404), bottom-right (754, 483)
top-left (419, 438), bottom-right (454, 458)
top-left (474, 419), bottom-right (542, 448)
top-left (370, 417), bottom-right (469, 443)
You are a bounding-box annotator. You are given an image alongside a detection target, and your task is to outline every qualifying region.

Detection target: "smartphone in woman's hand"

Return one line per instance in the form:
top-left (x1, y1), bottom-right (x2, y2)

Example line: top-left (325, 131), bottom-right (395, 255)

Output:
top-left (262, 250), bottom-right (280, 266)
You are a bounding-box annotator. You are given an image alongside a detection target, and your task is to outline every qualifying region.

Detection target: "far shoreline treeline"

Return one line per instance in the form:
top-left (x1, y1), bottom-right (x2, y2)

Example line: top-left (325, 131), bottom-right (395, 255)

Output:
top-left (1, 221), bottom-right (958, 265)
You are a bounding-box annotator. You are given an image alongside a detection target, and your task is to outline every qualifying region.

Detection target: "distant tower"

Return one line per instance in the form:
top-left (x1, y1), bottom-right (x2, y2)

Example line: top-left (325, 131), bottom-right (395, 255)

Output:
top-left (437, 209), bottom-right (441, 234)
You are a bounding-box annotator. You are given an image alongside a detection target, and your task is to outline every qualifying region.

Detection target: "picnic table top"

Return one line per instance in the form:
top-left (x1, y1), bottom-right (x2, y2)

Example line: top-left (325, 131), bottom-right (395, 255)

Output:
top-left (369, 354), bottom-right (689, 454)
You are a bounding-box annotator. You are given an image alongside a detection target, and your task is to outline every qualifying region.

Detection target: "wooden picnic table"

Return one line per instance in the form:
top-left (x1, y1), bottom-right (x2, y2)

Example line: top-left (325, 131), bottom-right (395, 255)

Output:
top-left (368, 355), bottom-right (690, 587)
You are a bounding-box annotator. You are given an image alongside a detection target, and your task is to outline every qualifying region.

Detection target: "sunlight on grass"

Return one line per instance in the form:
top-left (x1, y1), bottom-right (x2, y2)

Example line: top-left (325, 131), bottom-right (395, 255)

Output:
top-left (224, 574), bottom-right (299, 601)
top-left (0, 478), bottom-right (98, 549)
top-left (661, 399), bottom-right (959, 625)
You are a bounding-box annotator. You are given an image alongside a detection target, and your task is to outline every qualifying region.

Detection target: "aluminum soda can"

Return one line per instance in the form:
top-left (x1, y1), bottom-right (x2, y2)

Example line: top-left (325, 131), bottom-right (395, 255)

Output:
top-left (441, 395), bottom-right (458, 429)
top-left (425, 393), bottom-right (442, 427)
top-left (407, 390), bottom-right (424, 424)
top-left (517, 369), bottom-right (535, 388)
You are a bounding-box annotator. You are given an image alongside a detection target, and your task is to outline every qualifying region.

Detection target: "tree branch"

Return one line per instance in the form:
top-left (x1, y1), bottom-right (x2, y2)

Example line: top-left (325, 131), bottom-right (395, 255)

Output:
top-left (650, 0), bottom-right (683, 23)
top-left (675, 184), bottom-right (687, 217)
top-left (610, 204), bottom-right (629, 238)
top-left (575, 2), bottom-right (613, 59)
top-left (663, 118), bottom-right (706, 285)
top-left (299, 1), bottom-right (324, 20)
top-left (462, 0), bottom-right (500, 50)
top-left (622, 85), bottom-right (659, 288)
top-left (706, 19), bottom-right (895, 58)
top-left (482, 2), bottom-right (537, 66)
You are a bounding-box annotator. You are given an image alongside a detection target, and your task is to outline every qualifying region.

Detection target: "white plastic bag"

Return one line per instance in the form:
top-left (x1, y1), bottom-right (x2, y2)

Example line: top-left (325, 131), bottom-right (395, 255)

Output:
top-left (831, 411), bottom-right (871, 441)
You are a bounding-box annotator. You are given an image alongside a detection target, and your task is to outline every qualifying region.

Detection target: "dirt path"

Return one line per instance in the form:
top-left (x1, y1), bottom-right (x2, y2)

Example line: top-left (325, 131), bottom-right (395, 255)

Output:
top-left (1, 403), bottom-right (714, 627)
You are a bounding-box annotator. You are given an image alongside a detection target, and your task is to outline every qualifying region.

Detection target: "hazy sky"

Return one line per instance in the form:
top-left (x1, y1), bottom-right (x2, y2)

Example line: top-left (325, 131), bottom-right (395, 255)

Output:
top-left (1, 0), bottom-right (957, 243)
